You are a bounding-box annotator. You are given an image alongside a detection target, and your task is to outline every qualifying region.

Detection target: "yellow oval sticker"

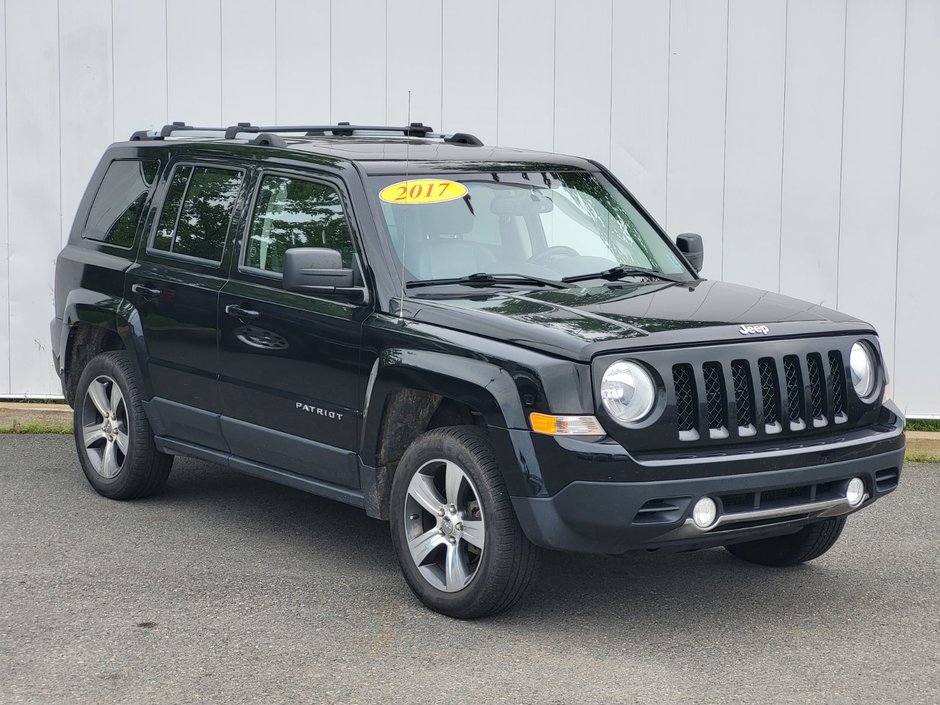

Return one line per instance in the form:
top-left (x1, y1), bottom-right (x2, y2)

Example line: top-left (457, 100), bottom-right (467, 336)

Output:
top-left (379, 179), bottom-right (468, 205)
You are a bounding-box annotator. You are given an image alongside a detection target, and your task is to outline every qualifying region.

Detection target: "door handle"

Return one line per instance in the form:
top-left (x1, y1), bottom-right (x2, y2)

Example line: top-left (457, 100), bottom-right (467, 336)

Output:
top-left (131, 284), bottom-right (162, 299)
top-left (225, 303), bottom-right (261, 320)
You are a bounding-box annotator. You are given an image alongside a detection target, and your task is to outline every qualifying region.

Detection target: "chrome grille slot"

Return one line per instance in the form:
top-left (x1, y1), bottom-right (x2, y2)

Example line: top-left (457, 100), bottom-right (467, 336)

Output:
top-left (807, 353), bottom-right (827, 427)
top-left (758, 358), bottom-right (783, 434)
top-left (702, 362), bottom-right (729, 439)
top-left (673, 364), bottom-right (699, 441)
top-left (783, 355), bottom-right (805, 431)
top-left (730, 359), bottom-right (757, 437)
top-left (829, 350), bottom-right (848, 423)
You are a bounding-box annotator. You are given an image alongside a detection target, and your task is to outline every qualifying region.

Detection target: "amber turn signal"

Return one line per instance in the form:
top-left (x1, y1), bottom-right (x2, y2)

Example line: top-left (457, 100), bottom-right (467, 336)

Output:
top-left (529, 412), bottom-right (604, 436)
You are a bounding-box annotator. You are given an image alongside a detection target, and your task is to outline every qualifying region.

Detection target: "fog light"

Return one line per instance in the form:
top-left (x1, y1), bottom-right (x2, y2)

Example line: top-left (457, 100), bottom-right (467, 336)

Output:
top-left (846, 477), bottom-right (866, 507)
top-left (692, 497), bottom-right (718, 529)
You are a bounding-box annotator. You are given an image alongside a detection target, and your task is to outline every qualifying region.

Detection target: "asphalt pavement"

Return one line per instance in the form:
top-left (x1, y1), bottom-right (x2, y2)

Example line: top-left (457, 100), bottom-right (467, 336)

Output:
top-left (0, 434), bottom-right (937, 704)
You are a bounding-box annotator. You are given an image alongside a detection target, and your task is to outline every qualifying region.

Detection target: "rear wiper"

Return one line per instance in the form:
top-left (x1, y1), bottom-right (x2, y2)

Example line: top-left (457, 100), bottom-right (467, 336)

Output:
top-left (406, 272), bottom-right (567, 290)
top-left (562, 265), bottom-right (684, 285)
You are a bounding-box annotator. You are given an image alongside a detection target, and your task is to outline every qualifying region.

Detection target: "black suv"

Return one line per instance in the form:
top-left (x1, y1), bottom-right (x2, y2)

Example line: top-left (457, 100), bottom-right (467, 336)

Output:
top-left (52, 122), bottom-right (905, 618)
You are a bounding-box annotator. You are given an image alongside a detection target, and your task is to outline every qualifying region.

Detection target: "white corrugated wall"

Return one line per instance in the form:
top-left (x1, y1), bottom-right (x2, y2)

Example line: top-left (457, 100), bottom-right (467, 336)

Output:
top-left (0, 0), bottom-right (937, 416)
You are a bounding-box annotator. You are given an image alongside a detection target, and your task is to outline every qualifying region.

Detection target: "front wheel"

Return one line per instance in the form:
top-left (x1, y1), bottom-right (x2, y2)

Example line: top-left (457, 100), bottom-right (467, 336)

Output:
top-left (724, 516), bottom-right (847, 567)
top-left (389, 426), bottom-right (541, 619)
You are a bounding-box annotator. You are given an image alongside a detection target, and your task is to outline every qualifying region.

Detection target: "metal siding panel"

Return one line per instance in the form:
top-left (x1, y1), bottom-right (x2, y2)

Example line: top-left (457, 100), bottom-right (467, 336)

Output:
top-left (554, 0), bottom-right (611, 164)
top-left (113, 0), bottom-right (168, 139)
top-left (385, 0), bottom-right (442, 128)
top-left (59, 0), bottom-right (113, 247)
top-left (0, 0), bottom-right (9, 394)
top-left (441, 0), bottom-right (497, 143)
top-left (778, 0), bottom-right (845, 309)
top-left (330, 0), bottom-right (385, 123)
top-left (610, 0), bottom-right (669, 224)
top-left (167, 0), bottom-right (222, 125)
top-left (665, 0), bottom-right (729, 278)
top-left (275, 0), bottom-right (331, 124)
top-left (837, 0), bottom-right (905, 381)
top-left (894, 0), bottom-right (940, 417)
top-left (721, 0), bottom-right (786, 291)
top-left (222, 0), bottom-right (276, 125)
top-left (497, 0), bottom-right (554, 151)
top-left (6, 0), bottom-right (61, 395)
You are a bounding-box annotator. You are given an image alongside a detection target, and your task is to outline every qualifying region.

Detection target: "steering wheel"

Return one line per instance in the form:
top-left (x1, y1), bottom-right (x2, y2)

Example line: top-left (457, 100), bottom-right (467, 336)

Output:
top-left (527, 245), bottom-right (580, 266)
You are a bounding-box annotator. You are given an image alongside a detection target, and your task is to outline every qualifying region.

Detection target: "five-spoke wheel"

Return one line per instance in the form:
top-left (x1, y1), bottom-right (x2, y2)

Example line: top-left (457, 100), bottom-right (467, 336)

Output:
top-left (404, 459), bottom-right (485, 593)
top-left (80, 374), bottom-right (129, 479)
top-left (390, 426), bottom-right (541, 618)
top-left (73, 351), bottom-right (172, 499)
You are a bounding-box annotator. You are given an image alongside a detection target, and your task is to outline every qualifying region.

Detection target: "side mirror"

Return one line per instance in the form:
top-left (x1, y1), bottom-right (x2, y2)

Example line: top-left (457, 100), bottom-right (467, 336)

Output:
top-left (676, 233), bottom-right (704, 272)
top-left (282, 247), bottom-right (365, 301)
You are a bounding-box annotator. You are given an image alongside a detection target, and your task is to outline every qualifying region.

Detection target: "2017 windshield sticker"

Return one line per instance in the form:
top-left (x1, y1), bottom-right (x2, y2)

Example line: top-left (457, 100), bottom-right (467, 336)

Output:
top-left (379, 179), bottom-right (468, 205)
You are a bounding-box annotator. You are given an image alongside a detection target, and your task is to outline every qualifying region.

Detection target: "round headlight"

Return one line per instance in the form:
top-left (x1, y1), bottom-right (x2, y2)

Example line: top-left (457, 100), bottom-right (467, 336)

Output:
top-left (600, 361), bottom-right (657, 424)
top-left (849, 342), bottom-right (876, 399)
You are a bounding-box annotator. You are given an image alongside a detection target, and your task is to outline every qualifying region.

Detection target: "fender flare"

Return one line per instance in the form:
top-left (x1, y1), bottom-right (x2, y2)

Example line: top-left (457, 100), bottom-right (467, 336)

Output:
top-left (357, 349), bottom-right (535, 517)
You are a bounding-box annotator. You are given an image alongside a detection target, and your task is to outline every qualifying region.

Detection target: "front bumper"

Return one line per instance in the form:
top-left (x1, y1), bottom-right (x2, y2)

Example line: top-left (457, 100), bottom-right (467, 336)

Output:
top-left (511, 446), bottom-right (903, 554)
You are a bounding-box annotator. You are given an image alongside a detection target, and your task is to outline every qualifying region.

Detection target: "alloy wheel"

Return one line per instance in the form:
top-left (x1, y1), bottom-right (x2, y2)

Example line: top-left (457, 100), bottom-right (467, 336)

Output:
top-left (403, 458), bottom-right (485, 593)
top-left (80, 375), bottom-right (128, 479)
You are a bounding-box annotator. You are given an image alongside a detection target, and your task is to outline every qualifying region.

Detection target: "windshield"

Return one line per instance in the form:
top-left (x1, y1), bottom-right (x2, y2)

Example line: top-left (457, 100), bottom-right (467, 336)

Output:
top-left (368, 170), bottom-right (692, 286)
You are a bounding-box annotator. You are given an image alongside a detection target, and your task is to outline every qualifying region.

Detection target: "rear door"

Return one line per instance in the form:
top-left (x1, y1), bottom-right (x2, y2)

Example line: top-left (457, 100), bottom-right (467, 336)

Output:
top-left (217, 169), bottom-right (369, 487)
top-left (126, 160), bottom-right (248, 449)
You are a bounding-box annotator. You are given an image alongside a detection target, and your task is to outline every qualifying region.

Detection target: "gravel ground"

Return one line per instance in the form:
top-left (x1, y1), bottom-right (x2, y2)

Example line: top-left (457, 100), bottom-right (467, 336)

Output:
top-left (0, 434), bottom-right (937, 704)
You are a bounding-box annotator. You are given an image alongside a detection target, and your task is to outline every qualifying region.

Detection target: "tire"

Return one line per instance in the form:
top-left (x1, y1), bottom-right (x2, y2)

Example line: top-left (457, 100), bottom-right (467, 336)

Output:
top-left (73, 351), bottom-right (173, 500)
top-left (724, 516), bottom-right (847, 567)
top-left (389, 426), bottom-right (541, 619)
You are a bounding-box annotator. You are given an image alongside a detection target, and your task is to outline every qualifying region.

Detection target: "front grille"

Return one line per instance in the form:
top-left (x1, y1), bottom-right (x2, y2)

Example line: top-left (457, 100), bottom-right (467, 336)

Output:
top-left (669, 344), bottom-right (856, 443)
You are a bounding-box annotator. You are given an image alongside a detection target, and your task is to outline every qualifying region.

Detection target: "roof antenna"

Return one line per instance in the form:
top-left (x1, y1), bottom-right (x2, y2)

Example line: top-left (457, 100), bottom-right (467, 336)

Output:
top-left (398, 90), bottom-right (412, 320)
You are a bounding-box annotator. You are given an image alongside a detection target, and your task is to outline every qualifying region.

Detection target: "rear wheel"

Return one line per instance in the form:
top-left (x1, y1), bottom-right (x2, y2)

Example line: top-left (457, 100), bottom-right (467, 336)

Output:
top-left (73, 351), bottom-right (172, 499)
top-left (724, 516), bottom-right (847, 567)
top-left (389, 426), bottom-right (541, 618)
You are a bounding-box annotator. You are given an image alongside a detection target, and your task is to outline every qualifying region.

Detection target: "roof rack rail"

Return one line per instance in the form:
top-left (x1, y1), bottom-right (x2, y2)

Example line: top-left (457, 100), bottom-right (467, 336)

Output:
top-left (129, 121), bottom-right (484, 146)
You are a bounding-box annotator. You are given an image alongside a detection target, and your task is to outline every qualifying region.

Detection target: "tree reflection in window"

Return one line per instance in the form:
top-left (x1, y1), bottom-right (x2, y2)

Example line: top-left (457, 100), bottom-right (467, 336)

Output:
top-left (245, 176), bottom-right (354, 274)
top-left (153, 166), bottom-right (243, 262)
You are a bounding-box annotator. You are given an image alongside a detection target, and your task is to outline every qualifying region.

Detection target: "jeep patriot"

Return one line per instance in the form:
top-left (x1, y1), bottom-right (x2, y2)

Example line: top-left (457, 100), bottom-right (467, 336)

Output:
top-left (52, 122), bottom-right (905, 618)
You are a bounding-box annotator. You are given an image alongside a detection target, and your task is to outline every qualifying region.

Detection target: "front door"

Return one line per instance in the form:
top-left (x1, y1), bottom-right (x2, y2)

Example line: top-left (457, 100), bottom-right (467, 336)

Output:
top-left (126, 161), bottom-right (247, 448)
top-left (217, 170), bottom-right (367, 487)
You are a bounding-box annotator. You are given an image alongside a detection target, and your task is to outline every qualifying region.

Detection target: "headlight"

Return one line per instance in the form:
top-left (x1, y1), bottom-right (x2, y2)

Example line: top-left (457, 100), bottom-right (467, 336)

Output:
top-left (600, 360), bottom-right (656, 424)
top-left (849, 342), bottom-right (876, 399)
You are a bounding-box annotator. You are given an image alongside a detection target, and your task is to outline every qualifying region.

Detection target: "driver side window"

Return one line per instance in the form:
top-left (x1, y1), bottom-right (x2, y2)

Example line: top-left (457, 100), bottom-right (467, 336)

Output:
top-left (244, 175), bottom-right (355, 274)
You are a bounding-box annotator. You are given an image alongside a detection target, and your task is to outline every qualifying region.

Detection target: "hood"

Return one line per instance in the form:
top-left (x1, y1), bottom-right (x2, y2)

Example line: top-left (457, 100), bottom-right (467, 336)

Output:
top-left (403, 279), bottom-right (873, 361)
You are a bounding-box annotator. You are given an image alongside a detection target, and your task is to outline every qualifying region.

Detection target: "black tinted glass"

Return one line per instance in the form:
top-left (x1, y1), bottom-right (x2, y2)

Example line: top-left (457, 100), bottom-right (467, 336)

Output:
top-left (245, 175), bottom-right (354, 273)
top-left (153, 165), bottom-right (243, 262)
top-left (84, 160), bottom-right (159, 247)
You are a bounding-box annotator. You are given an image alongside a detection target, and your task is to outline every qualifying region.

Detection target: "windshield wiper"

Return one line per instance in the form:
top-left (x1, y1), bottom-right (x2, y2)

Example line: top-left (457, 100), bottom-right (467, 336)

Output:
top-left (562, 265), bottom-right (684, 285)
top-left (406, 272), bottom-right (567, 290)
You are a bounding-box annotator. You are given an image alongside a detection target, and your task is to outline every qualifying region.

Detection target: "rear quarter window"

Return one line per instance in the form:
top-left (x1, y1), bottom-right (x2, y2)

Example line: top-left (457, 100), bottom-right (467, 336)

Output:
top-left (82, 160), bottom-right (160, 247)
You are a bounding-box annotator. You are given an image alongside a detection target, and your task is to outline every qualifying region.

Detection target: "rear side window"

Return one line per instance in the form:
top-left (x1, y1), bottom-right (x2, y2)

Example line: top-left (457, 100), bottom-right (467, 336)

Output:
top-left (83, 160), bottom-right (159, 247)
top-left (244, 175), bottom-right (354, 274)
top-left (153, 165), bottom-right (244, 263)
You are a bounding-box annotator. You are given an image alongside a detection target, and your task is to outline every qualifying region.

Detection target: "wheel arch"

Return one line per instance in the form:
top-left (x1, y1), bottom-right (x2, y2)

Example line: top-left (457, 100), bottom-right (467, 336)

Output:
top-left (358, 349), bottom-right (530, 519)
top-left (60, 291), bottom-right (151, 406)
